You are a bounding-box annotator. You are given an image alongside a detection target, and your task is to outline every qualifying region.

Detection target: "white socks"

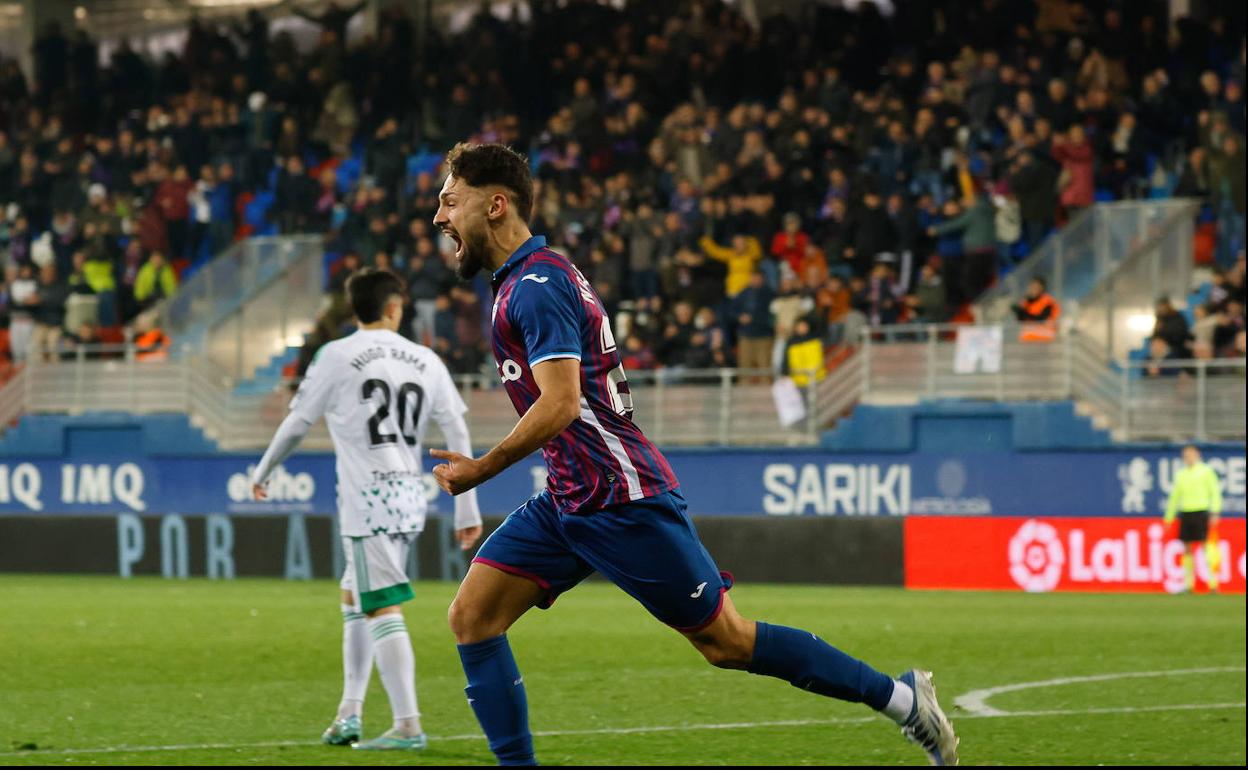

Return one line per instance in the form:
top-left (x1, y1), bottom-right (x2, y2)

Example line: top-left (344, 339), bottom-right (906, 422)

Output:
top-left (368, 613), bottom-right (422, 735)
top-left (338, 604), bottom-right (372, 719)
top-left (884, 679), bottom-right (916, 724)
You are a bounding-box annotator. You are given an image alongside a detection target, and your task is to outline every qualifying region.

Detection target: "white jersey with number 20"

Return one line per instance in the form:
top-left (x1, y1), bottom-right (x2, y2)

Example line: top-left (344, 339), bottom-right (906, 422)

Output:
top-left (289, 328), bottom-right (467, 537)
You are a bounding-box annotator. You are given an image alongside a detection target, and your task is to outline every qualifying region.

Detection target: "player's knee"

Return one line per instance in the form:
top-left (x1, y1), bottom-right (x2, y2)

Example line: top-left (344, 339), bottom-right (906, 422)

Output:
top-left (447, 599), bottom-right (496, 644)
top-left (688, 626), bottom-right (753, 669)
top-left (692, 637), bottom-right (752, 669)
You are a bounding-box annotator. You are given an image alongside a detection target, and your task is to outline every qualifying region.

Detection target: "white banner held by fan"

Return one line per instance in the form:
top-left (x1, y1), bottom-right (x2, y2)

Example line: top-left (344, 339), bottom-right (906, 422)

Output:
top-left (954, 326), bottom-right (1003, 374)
top-left (772, 377), bottom-right (807, 426)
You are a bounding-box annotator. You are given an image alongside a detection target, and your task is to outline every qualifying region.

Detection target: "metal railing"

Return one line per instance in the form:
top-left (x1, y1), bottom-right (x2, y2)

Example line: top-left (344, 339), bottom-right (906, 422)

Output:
top-left (849, 323), bottom-right (1245, 442)
top-left (1114, 358), bottom-right (1247, 442)
top-left (976, 199), bottom-right (1200, 328)
top-left (5, 332), bottom-right (1241, 445)
top-left (0, 364), bottom-right (26, 430)
top-left (158, 235), bottom-right (326, 380)
top-left (3, 351), bottom-right (825, 449)
top-left (858, 324), bottom-right (1072, 403)
top-left (1073, 203), bottom-right (1198, 360)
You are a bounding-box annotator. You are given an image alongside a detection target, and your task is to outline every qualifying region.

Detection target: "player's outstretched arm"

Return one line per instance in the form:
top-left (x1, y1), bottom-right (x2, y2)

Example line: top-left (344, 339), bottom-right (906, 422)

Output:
top-left (437, 410), bottom-right (484, 550)
top-left (432, 358), bottom-right (580, 497)
top-left (254, 350), bottom-right (333, 499)
top-left (251, 412), bottom-right (313, 499)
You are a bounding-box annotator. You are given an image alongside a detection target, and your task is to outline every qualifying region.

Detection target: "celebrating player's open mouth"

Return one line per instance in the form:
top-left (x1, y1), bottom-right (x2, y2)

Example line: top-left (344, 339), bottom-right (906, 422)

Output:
top-left (434, 171), bottom-right (495, 280)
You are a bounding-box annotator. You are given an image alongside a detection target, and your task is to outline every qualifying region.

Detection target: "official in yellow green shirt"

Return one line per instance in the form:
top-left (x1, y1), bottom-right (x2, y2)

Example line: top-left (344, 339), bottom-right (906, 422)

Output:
top-left (1163, 445), bottom-right (1223, 592)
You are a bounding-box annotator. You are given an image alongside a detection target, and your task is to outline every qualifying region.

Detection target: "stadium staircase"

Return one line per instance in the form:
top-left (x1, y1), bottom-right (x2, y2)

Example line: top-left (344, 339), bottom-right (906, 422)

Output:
top-left (232, 347), bottom-right (301, 397)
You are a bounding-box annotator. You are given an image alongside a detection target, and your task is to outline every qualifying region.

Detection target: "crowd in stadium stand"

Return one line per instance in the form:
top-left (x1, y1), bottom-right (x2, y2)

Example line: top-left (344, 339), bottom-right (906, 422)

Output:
top-left (0, 0), bottom-right (1244, 379)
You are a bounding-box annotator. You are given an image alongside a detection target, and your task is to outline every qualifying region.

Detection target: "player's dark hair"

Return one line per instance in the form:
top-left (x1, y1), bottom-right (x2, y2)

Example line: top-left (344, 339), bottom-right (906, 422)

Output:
top-left (1031, 276), bottom-right (1047, 291)
top-left (444, 142), bottom-right (534, 221)
top-left (346, 268), bottom-right (404, 323)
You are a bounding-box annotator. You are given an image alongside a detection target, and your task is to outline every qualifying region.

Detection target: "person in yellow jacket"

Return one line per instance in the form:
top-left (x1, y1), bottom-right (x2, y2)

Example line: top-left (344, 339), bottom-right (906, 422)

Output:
top-left (1164, 445), bottom-right (1223, 593)
top-left (782, 317), bottom-right (826, 387)
top-left (699, 233), bottom-right (762, 297)
top-left (134, 251), bottom-right (180, 312)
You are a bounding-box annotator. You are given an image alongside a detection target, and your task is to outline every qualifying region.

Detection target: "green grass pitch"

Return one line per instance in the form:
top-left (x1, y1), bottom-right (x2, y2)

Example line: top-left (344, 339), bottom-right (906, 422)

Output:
top-left (1, 575), bottom-right (1243, 766)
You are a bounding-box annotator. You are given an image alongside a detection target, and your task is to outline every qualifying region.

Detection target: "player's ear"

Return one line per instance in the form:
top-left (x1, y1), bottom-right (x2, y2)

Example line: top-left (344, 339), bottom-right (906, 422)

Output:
top-left (487, 190), bottom-right (509, 222)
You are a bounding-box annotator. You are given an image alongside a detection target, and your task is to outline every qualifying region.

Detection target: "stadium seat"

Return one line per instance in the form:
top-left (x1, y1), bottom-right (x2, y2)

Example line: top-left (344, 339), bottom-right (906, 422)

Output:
top-left (97, 326), bottom-right (126, 345)
top-left (335, 156), bottom-right (362, 193)
top-left (1194, 222), bottom-right (1217, 265)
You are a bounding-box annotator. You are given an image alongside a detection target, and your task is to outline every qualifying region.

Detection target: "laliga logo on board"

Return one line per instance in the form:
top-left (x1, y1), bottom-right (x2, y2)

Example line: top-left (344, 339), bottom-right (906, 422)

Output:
top-left (1008, 519), bottom-right (1065, 592)
top-left (1007, 518), bottom-right (1246, 593)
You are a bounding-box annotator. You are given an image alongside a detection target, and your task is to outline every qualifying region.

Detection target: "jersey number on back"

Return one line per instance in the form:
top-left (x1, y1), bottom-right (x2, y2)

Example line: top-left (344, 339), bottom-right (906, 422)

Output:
top-left (362, 379), bottom-right (424, 447)
top-left (600, 319), bottom-right (633, 417)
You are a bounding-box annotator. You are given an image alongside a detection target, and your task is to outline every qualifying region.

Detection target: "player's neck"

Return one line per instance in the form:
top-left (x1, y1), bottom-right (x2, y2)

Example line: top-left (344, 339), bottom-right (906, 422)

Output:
top-left (487, 222), bottom-right (535, 273)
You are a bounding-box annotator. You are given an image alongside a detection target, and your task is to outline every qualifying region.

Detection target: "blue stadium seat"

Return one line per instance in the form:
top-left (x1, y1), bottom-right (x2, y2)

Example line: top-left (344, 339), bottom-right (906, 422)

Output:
top-left (244, 191), bottom-right (276, 235)
top-left (336, 156), bottom-right (362, 194)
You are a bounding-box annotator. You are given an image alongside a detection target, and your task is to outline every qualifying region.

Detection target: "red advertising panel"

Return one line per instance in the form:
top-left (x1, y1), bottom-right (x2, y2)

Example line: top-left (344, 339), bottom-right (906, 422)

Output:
top-left (905, 517), bottom-right (1246, 594)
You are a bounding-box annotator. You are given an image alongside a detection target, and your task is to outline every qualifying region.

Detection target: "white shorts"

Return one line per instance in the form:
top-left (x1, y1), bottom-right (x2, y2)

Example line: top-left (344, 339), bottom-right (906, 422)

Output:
top-left (340, 532), bottom-right (417, 613)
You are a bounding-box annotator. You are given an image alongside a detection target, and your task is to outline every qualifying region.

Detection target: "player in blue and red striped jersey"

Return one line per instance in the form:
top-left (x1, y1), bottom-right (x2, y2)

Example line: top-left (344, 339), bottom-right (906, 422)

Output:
top-left (430, 143), bottom-right (959, 767)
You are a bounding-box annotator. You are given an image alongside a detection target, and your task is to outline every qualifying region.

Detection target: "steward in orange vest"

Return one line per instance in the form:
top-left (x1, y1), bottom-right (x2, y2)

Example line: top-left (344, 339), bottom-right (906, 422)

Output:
top-left (135, 328), bottom-right (171, 361)
top-left (1012, 277), bottom-right (1060, 342)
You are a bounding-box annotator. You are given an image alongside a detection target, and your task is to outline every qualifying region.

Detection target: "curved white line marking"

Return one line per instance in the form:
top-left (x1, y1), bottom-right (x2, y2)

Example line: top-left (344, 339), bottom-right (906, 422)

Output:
top-left (955, 666), bottom-right (1247, 717)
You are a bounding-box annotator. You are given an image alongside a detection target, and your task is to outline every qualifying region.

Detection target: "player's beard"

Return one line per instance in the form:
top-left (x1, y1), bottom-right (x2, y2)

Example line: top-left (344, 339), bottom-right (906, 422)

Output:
top-left (454, 226), bottom-right (489, 279)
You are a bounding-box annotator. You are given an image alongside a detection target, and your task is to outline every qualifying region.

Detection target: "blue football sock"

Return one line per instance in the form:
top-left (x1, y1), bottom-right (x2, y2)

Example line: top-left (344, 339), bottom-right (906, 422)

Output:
top-left (457, 635), bottom-right (536, 766)
top-left (747, 621), bottom-right (895, 710)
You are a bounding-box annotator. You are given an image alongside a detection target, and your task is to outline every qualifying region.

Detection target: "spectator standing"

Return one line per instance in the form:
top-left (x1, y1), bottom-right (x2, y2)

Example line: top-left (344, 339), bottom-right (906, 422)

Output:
top-left (815, 274), bottom-right (852, 342)
top-left (208, 162), bottom-right (238, 254)
top-left (1052, 124), bottom-right (1095, 218)
top-left (623, 201), bottom-right (662, 310)
top-left (134, 252), bottom-right (178, 313)
top-left (929, 189), bottom-right (997, 306)
top-left (1152, 296), bottom-right (1191, 356)
top-left (864, 263), bottom-right (903, 327)
top-left (699, 232), bottom-right (761, 298)
top-left (844, 190), bottom-right (895, 276)
top-left (770, 212), bottom-right (810, 278)
top-left (782, 317), bottom-right (825, 387)
top-left (907, 262), bottom-right (948, 323)
top-left (32, 262), bottom-right (67, 361)
top-left (155, 165), bottom-right (194, 261)
top-left (733, 270), bottom-right (776, 380)
top-left (1207, 133), bottom-right (1246, 266)
top-left (7, 263), bottom-right (38, 362)
top-left (274, 156), bottom-right (318, 233)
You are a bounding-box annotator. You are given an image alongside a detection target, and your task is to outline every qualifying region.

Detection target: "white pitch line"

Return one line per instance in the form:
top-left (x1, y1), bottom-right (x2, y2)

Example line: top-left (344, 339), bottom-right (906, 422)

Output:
top-left (954, 666), bottom-right (1247, 717)
top-left (2, 702), bottom-right (1244, 758)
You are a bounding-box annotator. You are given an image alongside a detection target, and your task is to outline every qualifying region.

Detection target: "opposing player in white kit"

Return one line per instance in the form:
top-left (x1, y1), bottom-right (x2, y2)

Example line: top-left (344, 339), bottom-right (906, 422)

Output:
top-left (251, 269), bottom-right (482, 751)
